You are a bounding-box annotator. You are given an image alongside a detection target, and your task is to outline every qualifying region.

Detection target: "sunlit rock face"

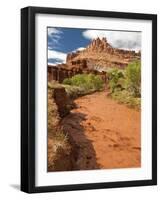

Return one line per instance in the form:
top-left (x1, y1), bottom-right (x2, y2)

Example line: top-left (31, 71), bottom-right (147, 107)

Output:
top-left (48, 37), bottom-right (141, 83)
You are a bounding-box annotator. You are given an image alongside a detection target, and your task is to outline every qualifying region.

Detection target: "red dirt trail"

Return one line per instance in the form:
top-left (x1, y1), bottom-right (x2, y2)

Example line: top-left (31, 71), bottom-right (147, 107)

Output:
top-left (61, 91), bottom-right (141, 170)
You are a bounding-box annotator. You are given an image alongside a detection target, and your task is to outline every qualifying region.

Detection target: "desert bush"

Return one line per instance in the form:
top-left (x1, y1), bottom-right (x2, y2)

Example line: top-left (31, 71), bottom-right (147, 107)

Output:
top-left (125, 61), bottom-right (141, 97)
top-left (63, 85), bottom-right (87, 99)
top-left (111, 90), bottom-right (141, 109)
top-left (62, 78), bottom-right (72, 85)
top-left (63, 74), bottom-right (103, 91)
top-left (108, 61), bottom-right (141, 109)
top-left (48, 80), bottom-right (63, 89)
top-left (108, 68), bottom-right (125, 93)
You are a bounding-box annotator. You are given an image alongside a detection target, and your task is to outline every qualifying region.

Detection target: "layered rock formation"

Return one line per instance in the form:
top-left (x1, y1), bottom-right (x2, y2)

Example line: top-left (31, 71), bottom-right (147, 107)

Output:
top-left (66, 37), bottom-right (140, 69)
top-left (48, 37), bottom-right (141, 83)
top-left (85, 37), bottom-right (113, 52)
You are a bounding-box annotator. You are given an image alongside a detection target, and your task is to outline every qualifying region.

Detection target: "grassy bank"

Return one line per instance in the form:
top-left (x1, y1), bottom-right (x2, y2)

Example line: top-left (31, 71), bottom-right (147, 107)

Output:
top-left (111, 90), bottom-right (141, 109)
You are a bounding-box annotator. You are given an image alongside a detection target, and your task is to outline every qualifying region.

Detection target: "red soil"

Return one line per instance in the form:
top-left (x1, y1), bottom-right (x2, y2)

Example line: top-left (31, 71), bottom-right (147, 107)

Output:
top-left (61, 91), bottom-right (141, 170)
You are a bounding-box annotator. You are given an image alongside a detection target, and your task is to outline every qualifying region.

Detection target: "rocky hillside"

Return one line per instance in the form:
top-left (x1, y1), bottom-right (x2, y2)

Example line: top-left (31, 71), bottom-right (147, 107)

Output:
top-left (65, 37), bottom-right (141, 71)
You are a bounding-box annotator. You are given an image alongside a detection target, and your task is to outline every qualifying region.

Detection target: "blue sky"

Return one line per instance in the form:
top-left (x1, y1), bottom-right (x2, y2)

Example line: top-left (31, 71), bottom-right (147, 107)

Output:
top-left (48, 27), bottom-right (90, 65)
top-left (47, 27), bottom-right (141, 65)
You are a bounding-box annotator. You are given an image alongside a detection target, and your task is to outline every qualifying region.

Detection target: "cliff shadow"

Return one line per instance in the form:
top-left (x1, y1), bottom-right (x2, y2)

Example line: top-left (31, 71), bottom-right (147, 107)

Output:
top-left (60, 111), bottom-right (100, 171)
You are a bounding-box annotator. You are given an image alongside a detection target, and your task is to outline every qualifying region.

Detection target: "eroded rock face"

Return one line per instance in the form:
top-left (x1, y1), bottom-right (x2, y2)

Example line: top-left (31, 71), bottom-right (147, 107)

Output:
top-left (52, 87), bottom-right (70, 117)
top-left (66, 52), bottom-right (79, 63)
top-left (86, 37), bottom-right (113, 53)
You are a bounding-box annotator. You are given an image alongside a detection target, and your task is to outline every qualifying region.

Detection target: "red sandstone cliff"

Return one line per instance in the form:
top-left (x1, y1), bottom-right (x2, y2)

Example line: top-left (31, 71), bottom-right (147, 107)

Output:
top-left (66, 37), bottom-right (140, 70)
top-left (48, 37), bottom-right (141, 82)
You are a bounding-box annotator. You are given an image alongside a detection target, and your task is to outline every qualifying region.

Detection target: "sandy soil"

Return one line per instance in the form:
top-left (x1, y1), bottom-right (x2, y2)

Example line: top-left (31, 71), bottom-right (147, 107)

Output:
top-left (61, 91), bottom-right (141, 170)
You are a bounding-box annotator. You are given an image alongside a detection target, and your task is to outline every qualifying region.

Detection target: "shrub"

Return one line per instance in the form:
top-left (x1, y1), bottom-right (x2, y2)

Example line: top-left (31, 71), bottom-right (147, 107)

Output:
top-left (111, 90), bottom-right (141, 109)
top-left (63, 78), bottom-right (72, 85)
top-left (125, 61), bottom-right (141, 97)
top-left (63, 85), bottom-right (87, 99)
top-left (107, 61), bottom-right (141, 109)
top-left (63, 74), bottom-right (103, 91)
top-left (108, 68), bottom-right (125, 93)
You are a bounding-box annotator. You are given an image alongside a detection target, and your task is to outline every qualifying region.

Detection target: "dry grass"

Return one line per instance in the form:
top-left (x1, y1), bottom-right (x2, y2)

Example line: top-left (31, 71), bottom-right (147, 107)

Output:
top-left (47, 82), bottom-right (74, 171)
top-left (48, 129), bottom-right (72, 171)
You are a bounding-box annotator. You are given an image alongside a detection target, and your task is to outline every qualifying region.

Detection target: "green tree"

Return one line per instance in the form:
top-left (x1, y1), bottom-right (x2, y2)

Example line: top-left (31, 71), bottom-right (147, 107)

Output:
top-left (108, 68), bottom-right (125, 93)
top-left (125, 61), bottom-right (141, 97)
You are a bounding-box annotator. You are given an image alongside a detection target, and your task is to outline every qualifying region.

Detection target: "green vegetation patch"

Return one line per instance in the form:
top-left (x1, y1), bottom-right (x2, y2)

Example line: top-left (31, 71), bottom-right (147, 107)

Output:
top-left (111, 90), bottom-right (141, 109)
top-left (108, 61), bottom-right (141, 109)
top-left (63, 74), bottom-right (103, 90)
top-left (62, 84), bottom-right (90, 99)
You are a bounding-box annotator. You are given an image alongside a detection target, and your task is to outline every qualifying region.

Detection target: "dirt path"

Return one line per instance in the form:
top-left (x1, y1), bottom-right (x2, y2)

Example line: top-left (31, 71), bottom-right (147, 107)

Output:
top-left (61, 91), bottom-right (141, 170)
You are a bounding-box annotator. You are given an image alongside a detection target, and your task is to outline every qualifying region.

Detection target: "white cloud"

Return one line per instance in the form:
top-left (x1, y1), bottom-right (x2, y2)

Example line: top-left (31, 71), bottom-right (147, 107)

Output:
top-left (77, 47), bottom-right (85, 51)
top-left (48, 28), bottom-right (62, 36)
top-left (48, 63), bottom-right (56, 66)
top-left (48, 28), bottom-right (63, 47)
top-left (82, 30), bottom-right (141, 51)
top-left (48, 62), bottom-right (63, 66)
top-left (48, 50), bottom-right (67, 64)
top-left (71, 47), bottom-right (85, 53)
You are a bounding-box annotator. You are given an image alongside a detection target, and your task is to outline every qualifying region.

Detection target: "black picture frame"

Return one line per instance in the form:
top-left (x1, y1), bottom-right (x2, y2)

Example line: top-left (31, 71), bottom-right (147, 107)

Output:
top-left (21, 6), bottom-right (157, 193)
